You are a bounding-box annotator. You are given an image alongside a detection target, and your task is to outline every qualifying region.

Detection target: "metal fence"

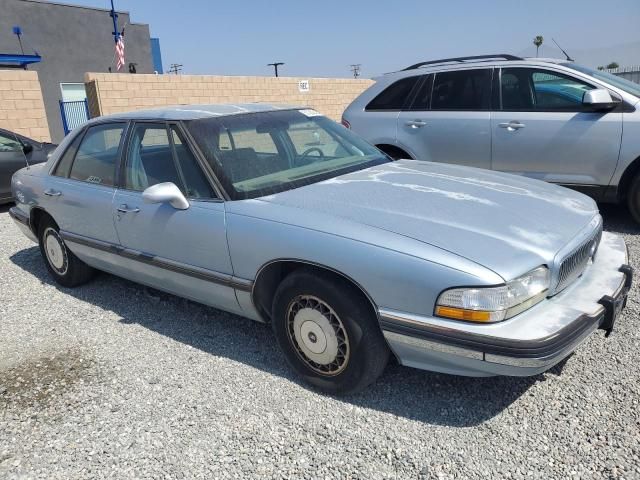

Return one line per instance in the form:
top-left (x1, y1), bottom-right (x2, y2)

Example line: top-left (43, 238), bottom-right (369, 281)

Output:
top-left (605, 66), bottom-right (640, 85)
top-left (59, 99), bottom-right (90, 135)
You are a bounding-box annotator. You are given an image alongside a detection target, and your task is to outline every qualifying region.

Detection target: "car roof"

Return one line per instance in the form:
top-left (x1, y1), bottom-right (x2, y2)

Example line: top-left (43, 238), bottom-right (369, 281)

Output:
top-left (93, 103), bottom-right (304, 122)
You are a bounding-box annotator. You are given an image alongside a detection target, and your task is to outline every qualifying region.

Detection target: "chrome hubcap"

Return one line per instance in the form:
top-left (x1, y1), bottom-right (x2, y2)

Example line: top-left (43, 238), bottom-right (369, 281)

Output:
top-left (287, 295), bottom-right (350, 376)
top-left (44, 228), bottom-right (68, 274)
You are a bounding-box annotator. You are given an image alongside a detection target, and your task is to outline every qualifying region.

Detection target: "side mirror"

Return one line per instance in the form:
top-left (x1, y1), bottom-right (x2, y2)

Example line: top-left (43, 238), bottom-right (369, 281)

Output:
top-left (142, 182), bottom-right (189, 210)
top-left (583, 89), bottom-right (619, 111)
top-left (22, 142), bottom-right (33, 154)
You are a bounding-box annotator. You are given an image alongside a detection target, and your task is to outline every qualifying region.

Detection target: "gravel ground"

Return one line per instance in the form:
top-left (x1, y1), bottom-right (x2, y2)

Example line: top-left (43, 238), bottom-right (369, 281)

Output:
top-left (0, 203), bottom-right (638, 480)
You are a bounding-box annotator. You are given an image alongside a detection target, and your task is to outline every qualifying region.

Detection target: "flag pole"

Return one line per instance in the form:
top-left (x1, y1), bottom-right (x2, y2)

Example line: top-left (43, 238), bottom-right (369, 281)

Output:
top-left (110, 0), bottom-right (119, 44)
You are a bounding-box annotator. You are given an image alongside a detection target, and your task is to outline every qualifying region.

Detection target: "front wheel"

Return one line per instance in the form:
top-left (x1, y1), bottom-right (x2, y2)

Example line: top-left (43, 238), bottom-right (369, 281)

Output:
top-left (38, 217), bottom-right (95, 287)
top-left (628, 173), bottom-right (640, 224)
top-left (272, 269), bottom-right (389, 395)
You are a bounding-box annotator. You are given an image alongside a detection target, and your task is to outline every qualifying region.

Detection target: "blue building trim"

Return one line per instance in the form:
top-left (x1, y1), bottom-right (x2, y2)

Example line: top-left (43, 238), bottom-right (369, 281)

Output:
top-left (150, 38), bottom-right (163, 73)
top-left (0, 53), bottom-right (42, 68)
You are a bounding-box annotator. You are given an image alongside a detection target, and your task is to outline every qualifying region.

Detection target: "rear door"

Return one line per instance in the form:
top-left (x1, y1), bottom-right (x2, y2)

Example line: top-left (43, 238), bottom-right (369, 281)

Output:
top-left (396, 68), bottom-right (492, 169)
top-left (491, 67), bottom-right (623, 189)
top-left (112, 121), bottom-right (240, 312)
top-left (42, 122), bottom-right (126, 244)
top-left (0, 131), bottom-right (27, 200)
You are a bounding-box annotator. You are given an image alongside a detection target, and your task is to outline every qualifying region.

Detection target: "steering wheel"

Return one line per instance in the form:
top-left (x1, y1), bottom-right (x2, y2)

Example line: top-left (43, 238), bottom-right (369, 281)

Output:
top-left (297, 147), bottom-right (325, 166)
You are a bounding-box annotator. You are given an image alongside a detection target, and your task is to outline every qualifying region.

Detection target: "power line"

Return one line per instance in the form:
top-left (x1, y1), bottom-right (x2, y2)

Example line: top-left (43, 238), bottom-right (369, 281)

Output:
top-left (168, 63), bottom-right (183, 75)
top-left (267, 62), bottom-right (284, 77)
top-left (349, 64), bottom-right (361, 78)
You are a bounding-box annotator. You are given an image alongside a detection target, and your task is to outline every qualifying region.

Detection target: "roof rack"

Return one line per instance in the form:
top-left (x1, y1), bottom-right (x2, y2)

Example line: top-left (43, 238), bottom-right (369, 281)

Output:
top-left (402, 54), bottom-right (523, 71)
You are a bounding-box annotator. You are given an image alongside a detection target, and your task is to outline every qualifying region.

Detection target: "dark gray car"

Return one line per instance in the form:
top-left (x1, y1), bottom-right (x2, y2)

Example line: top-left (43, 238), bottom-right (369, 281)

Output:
top-left (0, 128), bottom-right (56, 204)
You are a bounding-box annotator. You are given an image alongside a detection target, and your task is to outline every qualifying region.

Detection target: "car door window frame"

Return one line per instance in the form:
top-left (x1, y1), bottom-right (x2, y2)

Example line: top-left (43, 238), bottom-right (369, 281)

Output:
top-left (119, 120), bottom-right (222, 202)
top-left (498, 67), bottom-right (599, 113)
top-left (52, 121), bottom-right (128, 187)
top-left (365, 75), bottom-right (423, 111)
top-left (424, 67), bottom-right (494, 112)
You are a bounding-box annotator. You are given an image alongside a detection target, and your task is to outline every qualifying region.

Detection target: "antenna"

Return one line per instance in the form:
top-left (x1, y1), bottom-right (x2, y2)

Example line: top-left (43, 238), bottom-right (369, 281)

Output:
top-left (168, 63), bottom-right (183, 74)
top-left (349, 64), bottom-right (361, 78)
top-left (552, 38), bottom-right (574, 62)
top-left (267, 62), bottom-right (284, 77)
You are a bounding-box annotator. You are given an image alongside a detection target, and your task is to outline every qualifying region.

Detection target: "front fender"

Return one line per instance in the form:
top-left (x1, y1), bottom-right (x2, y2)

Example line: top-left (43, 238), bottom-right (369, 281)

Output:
top-left (226, 209), bottom-right (502, 319)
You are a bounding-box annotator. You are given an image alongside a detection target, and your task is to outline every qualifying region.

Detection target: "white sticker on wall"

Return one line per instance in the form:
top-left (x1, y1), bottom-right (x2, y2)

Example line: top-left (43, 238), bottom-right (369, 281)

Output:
top-left (298, 80), bottom-right (310, 92)
top-left (299, 109), bottom-right (321, 117)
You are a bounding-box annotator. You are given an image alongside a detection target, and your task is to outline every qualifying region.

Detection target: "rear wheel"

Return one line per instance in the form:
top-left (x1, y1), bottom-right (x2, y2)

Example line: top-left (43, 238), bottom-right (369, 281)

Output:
top-left (628, 173), bottom-right (640, 224)
top-left (272, 269), bottom-right (389, 395)
top-left (38, 217), bottom-right (95, 287)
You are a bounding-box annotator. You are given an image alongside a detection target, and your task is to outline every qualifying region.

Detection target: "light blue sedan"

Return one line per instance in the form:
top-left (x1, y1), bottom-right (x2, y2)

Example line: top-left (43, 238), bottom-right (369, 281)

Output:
top-left (10, 104), bottom-right (632, 394)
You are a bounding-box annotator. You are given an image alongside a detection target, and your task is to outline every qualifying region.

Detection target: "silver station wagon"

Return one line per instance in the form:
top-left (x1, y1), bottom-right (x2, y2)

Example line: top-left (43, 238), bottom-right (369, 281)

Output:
top-left (10, 104), bottom-right (633, 394)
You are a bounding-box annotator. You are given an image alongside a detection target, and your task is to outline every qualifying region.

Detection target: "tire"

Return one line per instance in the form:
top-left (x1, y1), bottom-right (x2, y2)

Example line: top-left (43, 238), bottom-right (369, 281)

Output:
top-left (272, 269), bottom-right (390, 395)
top-left (38, 216), bottom-right (95, 287)
top-left (628, 173), bottom-right (640, 224)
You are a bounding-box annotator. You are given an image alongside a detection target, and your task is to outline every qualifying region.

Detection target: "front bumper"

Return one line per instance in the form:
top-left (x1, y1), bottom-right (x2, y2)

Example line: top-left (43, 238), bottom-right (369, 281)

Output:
top-left (380, 232), bottom-right (632, 377)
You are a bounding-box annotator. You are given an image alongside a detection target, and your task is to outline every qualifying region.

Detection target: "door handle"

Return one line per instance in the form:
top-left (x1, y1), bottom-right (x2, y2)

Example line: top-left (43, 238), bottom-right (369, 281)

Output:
top-left (44, 189), bottom-right (62, 197)
top-left (498, 121), bottom-right (526, 131)
top-left (405, 120), bottom-right (427, 128)
top-left (117, 204), bottom-right (140, 214)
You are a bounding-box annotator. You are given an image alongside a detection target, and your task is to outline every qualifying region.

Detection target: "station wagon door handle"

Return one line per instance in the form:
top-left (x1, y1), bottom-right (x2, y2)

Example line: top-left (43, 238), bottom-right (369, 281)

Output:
top-left (499, 121), bottom-right (526, 131)
top-left (43, 189), bottom-right (62, 197)
top-left (405, 120), bottom-right (427, 128)
top-left (117, 204), bottom-right (140, 214)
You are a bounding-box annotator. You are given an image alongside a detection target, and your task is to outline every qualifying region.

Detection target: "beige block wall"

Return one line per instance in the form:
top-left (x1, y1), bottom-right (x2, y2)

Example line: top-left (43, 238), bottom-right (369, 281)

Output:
top-left (84, 73), bottom-right (374, 121)
top-left (0, 70), bottom-right (51, 142)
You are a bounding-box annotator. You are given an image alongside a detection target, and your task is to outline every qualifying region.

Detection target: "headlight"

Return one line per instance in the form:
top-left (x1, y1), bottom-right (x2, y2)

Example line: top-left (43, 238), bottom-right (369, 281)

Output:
top-left (435, 266), bottom-right (550, 323)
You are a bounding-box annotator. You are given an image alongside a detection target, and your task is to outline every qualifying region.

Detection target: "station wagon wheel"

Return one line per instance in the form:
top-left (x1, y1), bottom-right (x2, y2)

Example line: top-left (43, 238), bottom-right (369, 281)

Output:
top-left (272, 269), bottom-right (390, 395)
top-left (286, 295), bottom-right (350, 376)
top-left (38, 216), bottom-right (95, 288)
top-left (628, 172), bottom-right (640, 224)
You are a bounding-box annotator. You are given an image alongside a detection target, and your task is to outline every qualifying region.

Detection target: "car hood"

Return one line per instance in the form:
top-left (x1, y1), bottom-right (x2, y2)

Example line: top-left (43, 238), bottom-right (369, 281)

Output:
top-left (259, 160), bottom-right (599, 280)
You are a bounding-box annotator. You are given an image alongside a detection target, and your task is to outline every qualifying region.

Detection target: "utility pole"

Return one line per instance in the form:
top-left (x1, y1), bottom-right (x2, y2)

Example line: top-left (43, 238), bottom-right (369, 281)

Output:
top-left (168, 63), bottom-right (183, 75)
top-left (267, 62), bottom-right (284, 77)
top-left (349, 64), bottom-right (361, 79)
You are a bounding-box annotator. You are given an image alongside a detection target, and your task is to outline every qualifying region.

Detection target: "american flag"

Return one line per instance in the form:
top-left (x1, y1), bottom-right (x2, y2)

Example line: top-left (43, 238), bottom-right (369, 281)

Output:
top-left (115, 32), bottom-right (125, 71)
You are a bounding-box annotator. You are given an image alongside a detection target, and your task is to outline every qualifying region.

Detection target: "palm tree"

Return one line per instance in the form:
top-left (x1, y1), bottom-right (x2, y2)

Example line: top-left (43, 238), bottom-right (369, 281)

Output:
top-left (533, 36), bottom-right (544, 57)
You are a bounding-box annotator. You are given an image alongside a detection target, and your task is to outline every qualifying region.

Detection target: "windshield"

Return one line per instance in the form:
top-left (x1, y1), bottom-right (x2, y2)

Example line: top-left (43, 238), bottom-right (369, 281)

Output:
top-left (187, 109), bottom-right (389, 199)
top-left (563, 63), bottom-right (640, 99)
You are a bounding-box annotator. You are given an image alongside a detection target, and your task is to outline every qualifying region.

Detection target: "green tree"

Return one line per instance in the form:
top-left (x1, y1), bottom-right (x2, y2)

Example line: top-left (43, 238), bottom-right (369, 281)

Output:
top-left (606, 62), bottom-right (619, 69)
top-left (533, 36), bottom-right (544, 57)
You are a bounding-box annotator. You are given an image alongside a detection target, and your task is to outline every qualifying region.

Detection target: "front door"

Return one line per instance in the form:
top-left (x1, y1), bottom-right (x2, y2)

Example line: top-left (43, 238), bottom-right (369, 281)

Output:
top-left (112, 122), bottom-right (240, 313)
top-left (0, 131), bottom-right (27, 201)
top-left (396, 68), bottom-right (492, 169)
top-left (491, 67), bottom-right (623, 188)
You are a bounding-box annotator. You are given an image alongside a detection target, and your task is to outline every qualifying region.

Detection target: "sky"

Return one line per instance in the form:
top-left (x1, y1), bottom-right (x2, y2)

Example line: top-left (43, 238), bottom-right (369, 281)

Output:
top-left (49, 0), bottom-right (640, 78)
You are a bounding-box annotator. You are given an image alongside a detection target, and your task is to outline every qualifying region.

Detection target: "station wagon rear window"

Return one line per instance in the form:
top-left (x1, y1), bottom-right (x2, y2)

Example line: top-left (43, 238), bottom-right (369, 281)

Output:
top-left (187, 110), bottom-right (389, 199)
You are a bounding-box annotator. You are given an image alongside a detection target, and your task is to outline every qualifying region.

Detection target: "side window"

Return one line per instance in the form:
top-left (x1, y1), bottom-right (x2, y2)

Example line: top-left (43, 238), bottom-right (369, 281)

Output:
top-left (125, 123), bottom-right (214, 199)
top-left (406, 74), bottom-right (434, 110)
top-left (532, 71), bottom-right (594, 110)
top-left (365, 76), bottom-right (420, 111)
top-left (0, 132), bottom-right (23, 152)
top-left (501, 68), bottom-right (595, 111)
top-left (69, 123), bottom-right (125, 186)
top-left (431, 69), bottom-right (492, 110)
top-left (52, 132), bottom-right (83, 177)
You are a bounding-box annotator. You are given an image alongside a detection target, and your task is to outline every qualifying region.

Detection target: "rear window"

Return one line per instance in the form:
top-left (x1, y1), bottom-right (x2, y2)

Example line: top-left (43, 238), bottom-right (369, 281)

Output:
top-left (431, 69), bottom-right (492, 110)
top-left (366, 76), bottom-right (420, 111)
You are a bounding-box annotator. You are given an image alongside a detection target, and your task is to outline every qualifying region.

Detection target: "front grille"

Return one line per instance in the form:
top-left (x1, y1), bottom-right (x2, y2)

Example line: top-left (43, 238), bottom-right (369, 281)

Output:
top-left (555, 224), bottom-right (602, 294)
